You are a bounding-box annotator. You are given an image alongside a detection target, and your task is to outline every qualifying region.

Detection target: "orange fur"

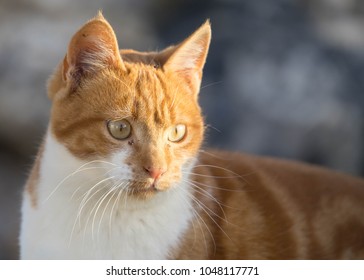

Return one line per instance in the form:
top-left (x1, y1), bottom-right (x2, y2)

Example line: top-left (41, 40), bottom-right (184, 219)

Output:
top-left (24, 143), bottom-right (44, 208)
top-left (174, 152), bottom-right (364, 259)
top-left (30, 13), bottom-right (364, 259)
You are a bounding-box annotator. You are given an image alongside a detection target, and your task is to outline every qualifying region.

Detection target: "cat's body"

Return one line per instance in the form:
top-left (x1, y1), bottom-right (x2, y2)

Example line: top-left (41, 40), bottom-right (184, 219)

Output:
top-left (178, 151), bottom-right (364, 259)
top-left (20, 13), bottom-right (364, 259)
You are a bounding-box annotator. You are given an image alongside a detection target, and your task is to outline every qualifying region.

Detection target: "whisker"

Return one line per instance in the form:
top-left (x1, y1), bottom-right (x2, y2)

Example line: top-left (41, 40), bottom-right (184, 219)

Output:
top-left (43, 159), bottom-right (117, 204)
top-left (70, 172), bottom-right (111, 201)
top-left (108, 182), bottom-right (127, 234)
top-left (191, 206), bottom-right (214, 256)
top-left (176, 188), bottom-right (213, 256)
top-left (186, 177), bottom-right (245, 193)
top-left (85, 180), bottom-right (117, 241)
top-left (182, 178), bottom-right (228, 221)
top-left (200, 80), bottom-right (223, 90)
top-left (191, 162), bottom-right (256, 186)
top-left (96, 185), bottom-right (120, 239)
top-left (69, 176), bottom-right (115, 245)
top-left (193, 164), bottom-right (244, 177)
top-left (69, 183), bottom-right (107, 247)
top-left (184, 171), bottom-right (241, 179)
top-left (204, 124), bottom-right (221, 133)
top-left (185, 189), bottom-right (233, 244)
top-left (123, 182), bottom-right (132, 209)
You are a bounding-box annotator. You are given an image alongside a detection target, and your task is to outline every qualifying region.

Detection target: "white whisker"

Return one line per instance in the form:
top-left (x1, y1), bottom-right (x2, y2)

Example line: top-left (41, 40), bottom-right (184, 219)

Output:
top-left (186, 177), bottom-right (245, 193)
top-left (187, 172), bottom-right (240, 179)
top-left (182, 178), bottom-right (228, 221)
top-left (43, 159), bottom-right (117, 204)
top-left (177, 186), bottom-right (216, 255)
top-left (69, 176), bottom-right (115, 245)
top-left (84, 180), bottom-right (116, 241)
top-left (108, 182), bottom-right (127, 234)
top-left (200, 80), bottom-right (223, 90)
top-left (96, 185), bottom-right (120, 240)
top-left (185, 187), bottom-right (233, 244)
top-left (191, 164), bottom-right (243, 178)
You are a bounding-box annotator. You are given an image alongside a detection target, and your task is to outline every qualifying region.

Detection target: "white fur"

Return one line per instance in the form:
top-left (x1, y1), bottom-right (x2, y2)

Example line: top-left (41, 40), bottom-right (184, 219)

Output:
top-left (20, 131), bottom-right (194, 259)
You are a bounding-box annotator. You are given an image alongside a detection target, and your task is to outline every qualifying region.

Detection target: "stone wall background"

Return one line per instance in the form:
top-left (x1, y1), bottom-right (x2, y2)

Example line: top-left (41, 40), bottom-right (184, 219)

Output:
top-left (1, 0), bottom-right (364, 259)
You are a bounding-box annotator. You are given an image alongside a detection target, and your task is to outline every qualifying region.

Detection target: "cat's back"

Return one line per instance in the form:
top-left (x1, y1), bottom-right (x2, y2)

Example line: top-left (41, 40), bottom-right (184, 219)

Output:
top-left (178, 150), bottom-right (364, 259)
top-left (202, 150), bottom-right (364, 190)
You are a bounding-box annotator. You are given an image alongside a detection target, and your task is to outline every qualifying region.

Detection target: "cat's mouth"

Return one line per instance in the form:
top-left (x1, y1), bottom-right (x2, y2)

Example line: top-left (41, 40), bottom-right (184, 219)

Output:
top-left (131, 186), bottom-right (156, 194)
top-left (127, 180), bottom-right (162, 199)
top-left (118, 177), bottom-right (176, 199)
top-left (129, 187), bottom-right (158, 200)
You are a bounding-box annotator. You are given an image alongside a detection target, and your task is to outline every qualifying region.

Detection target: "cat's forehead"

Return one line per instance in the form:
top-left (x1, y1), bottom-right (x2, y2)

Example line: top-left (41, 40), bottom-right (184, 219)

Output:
top-left (100, 65), bottom-right (196, 125)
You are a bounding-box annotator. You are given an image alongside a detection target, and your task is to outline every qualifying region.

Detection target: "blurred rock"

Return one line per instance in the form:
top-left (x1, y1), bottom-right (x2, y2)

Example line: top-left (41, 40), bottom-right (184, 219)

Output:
top-left (307, 0), bottom-right (364, 52)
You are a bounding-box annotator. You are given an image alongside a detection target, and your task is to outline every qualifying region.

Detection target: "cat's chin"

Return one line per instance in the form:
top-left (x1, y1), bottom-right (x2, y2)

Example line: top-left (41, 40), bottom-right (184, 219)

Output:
top-left (127, 180), bottom-right (171, 200)
top-left (129, 187), bottom-right (159, 200)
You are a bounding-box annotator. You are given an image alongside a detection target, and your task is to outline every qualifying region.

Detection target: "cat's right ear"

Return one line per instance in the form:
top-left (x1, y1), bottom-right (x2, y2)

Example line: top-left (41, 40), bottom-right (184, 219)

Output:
top-left (161, 20), bottom-right (211, 96)
top-left (48, 12), bottom-right (125, 99)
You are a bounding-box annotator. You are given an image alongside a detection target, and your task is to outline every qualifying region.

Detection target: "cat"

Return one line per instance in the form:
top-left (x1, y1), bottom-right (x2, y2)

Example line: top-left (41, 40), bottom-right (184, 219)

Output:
top-left (20, 12), bottom-right (364, 259)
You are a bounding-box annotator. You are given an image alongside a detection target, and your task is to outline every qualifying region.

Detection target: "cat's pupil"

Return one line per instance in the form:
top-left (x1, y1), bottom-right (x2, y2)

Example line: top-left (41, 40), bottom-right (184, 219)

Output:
top-left (119, 124), bottom-right (126, 131)
top-left (168, 124), bottom-right (186, 142)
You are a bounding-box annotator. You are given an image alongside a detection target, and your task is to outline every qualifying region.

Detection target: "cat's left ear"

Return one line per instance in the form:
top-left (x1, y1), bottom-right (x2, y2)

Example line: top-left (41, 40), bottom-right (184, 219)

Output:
top-left (162, 20), bottom-right (211, 95)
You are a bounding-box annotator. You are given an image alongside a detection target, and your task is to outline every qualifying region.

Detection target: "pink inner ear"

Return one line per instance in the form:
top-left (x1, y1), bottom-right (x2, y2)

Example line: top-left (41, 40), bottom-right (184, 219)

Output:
top-left (73, 37), bottom-right (115, 71)
top-left (163, 21), bottom-right (211, 95)
top-left (63, 17), bottom-right (124, 86)
top-left (62, 56), bottom-right (69, 82)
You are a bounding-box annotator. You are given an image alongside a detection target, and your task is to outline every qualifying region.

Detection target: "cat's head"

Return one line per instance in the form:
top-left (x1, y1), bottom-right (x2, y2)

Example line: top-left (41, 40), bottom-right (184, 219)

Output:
top-left (47, 12), bottom-right (211, 199)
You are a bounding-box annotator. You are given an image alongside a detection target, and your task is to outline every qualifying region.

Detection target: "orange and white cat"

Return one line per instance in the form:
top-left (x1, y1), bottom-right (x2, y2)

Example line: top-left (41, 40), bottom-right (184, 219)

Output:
top-left (20, 12), bottom-right (364, 259)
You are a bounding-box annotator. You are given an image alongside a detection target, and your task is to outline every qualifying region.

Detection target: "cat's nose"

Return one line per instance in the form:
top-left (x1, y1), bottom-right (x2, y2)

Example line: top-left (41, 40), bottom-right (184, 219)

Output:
top-left (143, 166), bottom-right (166, 180)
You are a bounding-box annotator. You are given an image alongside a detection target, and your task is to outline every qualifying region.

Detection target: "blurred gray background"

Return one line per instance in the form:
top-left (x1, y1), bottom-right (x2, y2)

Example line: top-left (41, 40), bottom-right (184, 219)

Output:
top-left (1, 0), bottom-right (364, 259)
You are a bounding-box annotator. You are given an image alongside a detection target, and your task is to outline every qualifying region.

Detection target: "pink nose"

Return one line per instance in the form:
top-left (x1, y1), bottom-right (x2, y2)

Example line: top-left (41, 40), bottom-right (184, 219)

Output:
top-left (144, 167), bottom-right (166, 180)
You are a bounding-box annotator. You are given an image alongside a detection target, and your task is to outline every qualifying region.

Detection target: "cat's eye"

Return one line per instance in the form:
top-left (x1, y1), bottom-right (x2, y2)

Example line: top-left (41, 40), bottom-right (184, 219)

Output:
top-left (168, 124), bottom-right (186, 143)
top-left (107, 119), bottom-right (132, 140)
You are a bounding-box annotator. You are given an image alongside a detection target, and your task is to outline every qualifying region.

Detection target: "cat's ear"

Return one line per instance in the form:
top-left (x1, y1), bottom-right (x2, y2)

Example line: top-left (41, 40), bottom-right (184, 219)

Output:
top-left (61, 12), bottom-right (125, 92)
top-left (162, 20), bottom-right (211, 95)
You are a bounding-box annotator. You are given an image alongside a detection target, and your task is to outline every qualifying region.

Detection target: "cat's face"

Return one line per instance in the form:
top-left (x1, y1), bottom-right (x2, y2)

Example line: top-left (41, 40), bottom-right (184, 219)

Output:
top-left (47, 13), bottom-right (211, 199)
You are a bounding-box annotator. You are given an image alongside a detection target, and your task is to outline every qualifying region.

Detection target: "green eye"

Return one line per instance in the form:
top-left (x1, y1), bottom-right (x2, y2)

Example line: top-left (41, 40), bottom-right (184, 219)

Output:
top-left (168, 124), bottom-right (186, 142)
top-left (107, 119), bottom-right (132, 140)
